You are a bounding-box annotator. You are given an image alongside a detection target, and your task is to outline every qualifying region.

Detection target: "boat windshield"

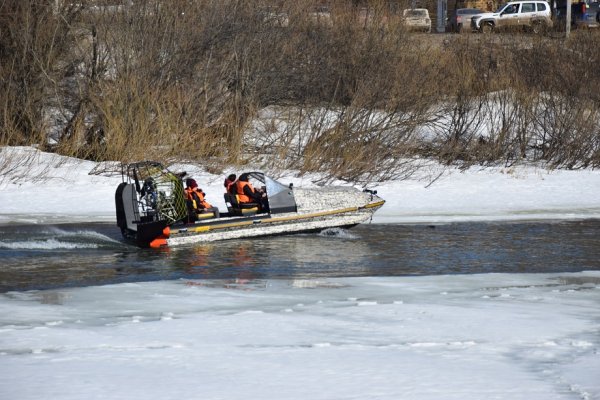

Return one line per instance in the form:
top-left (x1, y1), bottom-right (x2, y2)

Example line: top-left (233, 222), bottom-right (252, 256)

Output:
top-left (244, 172), bottom-right (289, 197)
top-left (265, 176), bottom-right (290, 197)
top-left (245, 172), bottom-right (267, 191)
top-left (243, 172), bottom-right (297, 214)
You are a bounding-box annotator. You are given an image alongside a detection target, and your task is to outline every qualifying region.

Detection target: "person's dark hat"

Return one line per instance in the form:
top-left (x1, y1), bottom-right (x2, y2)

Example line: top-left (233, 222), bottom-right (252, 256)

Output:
top-left (239, 173), bottom-right (248, 182)
top-left (186, 178), bottom-right (198, 188)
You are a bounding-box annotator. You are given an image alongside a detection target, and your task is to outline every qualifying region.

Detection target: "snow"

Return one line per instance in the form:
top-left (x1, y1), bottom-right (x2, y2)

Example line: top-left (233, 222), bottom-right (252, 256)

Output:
top-left (1, 146), bottom-right (600, 400)
top-left (1, 146), bottom-right (600, 224)
top-left (375, 164), bottom-right (600, 223)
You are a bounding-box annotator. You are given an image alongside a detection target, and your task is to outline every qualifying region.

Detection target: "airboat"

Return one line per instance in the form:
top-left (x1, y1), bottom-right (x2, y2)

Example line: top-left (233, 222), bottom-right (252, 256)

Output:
top-left (115, 162), bottom-right (385, 248)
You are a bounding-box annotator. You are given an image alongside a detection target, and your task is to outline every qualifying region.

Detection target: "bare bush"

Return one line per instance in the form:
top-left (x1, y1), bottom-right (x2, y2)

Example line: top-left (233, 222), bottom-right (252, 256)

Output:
top-left (2, 0), bottom-right (600, 183)
top-left (427, 37), bottom-right (492, 164)
top-left (0, 1), bottom-right (82, 146)
top-left (516, 34), bottom-right (600, 168)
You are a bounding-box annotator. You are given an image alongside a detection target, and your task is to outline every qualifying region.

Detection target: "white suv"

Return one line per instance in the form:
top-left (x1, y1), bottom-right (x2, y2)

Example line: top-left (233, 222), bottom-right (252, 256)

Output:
top-left (471, 1), bottom-right (553, 33)
top-left (403, 8), bottom-right (432, 32)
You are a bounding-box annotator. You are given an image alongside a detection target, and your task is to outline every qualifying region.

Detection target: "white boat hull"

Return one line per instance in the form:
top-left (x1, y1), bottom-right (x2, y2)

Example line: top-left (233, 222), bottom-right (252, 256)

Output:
top-left (166, 204), bottom-right (381, 246)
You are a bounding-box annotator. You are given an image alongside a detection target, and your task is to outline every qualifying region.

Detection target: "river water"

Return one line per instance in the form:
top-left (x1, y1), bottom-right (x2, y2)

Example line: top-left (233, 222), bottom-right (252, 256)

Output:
top-left (1, 220), bottom-right (599, 293)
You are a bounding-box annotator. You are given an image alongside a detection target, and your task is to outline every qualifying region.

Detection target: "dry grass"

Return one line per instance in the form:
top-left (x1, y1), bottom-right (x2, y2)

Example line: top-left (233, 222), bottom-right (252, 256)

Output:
top-left (1, 0), bottom-right (599, 183)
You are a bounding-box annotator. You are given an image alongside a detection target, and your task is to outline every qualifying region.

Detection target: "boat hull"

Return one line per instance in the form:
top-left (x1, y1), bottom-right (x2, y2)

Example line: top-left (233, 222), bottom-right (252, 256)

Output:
top-left (164, 203), bottom-right (382, 246)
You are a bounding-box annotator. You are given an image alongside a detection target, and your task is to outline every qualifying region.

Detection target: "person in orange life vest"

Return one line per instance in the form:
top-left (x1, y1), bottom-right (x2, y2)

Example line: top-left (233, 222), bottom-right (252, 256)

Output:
top-left (224, 174), bottom-right (236, 194)
top-left (185, 178), bottom-right (219, 221)
top-left (234, 173), bottom-right (268, 211)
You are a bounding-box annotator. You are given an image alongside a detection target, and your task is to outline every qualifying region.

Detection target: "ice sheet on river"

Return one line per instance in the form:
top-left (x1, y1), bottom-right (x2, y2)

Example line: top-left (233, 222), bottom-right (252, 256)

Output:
top-left (1, 272), bottom-right (599, 400)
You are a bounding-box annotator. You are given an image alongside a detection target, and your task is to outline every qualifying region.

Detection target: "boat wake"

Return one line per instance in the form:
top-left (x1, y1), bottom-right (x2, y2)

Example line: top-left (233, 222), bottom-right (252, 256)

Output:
top-left (0, 238), bottom-right (98, 250)
top-left (0, 227), bottom-right (123, 250)
top-left (318, 227), bottom-right (359, 239)
top-left (45, 228), bottom-right (122, 244)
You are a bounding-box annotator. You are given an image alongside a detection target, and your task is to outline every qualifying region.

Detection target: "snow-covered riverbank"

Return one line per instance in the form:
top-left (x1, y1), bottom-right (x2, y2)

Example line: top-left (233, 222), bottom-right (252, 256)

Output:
top-left (1, 146), bottom-right (600, 224)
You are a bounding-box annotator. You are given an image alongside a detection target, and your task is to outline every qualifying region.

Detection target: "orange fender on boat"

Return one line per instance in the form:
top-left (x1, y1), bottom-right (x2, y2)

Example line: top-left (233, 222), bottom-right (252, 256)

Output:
top-left (150, 236), bottom-right (168, 248)
top-left (150, 228), bottom-right (170, 248)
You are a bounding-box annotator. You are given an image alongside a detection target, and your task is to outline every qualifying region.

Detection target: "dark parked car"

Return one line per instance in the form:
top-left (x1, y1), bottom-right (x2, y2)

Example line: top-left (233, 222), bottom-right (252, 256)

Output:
top-left (555, 0), bottom-right (600, 29)
top-left (448, 8), bottom-right (483, 32)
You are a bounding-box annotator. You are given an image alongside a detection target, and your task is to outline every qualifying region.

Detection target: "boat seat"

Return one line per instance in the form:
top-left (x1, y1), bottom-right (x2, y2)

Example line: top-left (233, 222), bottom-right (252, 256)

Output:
top-left (224, 193), bottom-right (259, 216)
top-left (196, 210), bottom-right (217, 220)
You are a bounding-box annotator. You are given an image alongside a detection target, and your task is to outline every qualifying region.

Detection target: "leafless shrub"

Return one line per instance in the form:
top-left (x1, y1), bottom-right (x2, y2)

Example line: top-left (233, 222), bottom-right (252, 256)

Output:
top-left (0, 1), bottom-right (83, 147)
top-left (515, 33), bottom-right (600, 168)
top-left (2, 1), bottom-right (600, 183)
top-left (427, 37), bottom-right (491, 165)
top-left (427, 32), bottom-right (600, 169)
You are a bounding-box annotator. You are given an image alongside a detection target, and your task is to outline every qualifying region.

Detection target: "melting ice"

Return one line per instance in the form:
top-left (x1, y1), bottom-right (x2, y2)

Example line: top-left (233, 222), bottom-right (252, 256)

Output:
top-left (1, 272), bottom-right (599, 400)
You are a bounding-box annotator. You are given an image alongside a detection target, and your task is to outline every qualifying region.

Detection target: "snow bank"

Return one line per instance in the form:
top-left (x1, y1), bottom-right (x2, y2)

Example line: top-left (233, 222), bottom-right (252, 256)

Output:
top-left (1, 146), bottom-right (600, 224)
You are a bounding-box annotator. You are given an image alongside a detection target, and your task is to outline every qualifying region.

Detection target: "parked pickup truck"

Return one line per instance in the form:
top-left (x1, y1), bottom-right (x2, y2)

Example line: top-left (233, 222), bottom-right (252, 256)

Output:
top-left (555, 0), bottom-right (600, 28)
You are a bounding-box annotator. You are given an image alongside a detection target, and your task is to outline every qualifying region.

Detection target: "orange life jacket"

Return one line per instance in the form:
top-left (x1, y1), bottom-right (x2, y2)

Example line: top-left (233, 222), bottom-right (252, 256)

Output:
top-left (185, 187), bottom-right (212, 210)
top-left (235, 180), bottom-right (255, 203)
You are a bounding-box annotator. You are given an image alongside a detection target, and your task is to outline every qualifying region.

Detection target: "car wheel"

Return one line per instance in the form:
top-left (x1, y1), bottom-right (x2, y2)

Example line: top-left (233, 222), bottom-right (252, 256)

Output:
top-left (481, 22), bottom-right (493, 33)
